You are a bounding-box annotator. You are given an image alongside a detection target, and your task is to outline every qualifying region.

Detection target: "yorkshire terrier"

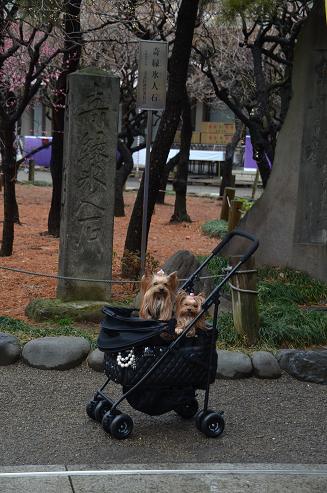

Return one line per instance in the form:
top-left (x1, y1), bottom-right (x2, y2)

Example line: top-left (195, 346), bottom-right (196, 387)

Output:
top-left (140, 269), bottom-right (178, 320)
top-left (175, 290), bottom-right (206, 337)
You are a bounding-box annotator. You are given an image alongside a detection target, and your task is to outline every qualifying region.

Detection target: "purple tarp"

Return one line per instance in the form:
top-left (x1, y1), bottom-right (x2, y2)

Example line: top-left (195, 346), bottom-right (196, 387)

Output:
top-left (244, 135), bottom-right (272, 171)
top-left (244, 135), bottom-right (257, 171)
top-left (23, 136), bottom-right (52, 167)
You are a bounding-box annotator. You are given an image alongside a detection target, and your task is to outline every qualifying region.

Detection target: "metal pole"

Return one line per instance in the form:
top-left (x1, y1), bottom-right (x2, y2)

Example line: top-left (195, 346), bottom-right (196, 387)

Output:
top-left (140, 110), bottom-right (153, 275)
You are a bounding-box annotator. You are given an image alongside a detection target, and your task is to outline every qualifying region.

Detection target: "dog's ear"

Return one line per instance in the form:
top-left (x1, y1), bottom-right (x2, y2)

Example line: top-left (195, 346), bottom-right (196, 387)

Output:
top-left (175, 289), bottom-right (187, 304)
top-left (195, 293), bottom-right (206, 305)
top-left (140, 273), bottom-right (151, 296)
top-left (167, 271), bottom-right (178, 292)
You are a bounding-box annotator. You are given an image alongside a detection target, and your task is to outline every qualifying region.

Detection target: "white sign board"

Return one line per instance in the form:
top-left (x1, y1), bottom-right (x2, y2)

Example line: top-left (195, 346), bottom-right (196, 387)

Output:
top-left (137, 40), bottom-right (168, 111)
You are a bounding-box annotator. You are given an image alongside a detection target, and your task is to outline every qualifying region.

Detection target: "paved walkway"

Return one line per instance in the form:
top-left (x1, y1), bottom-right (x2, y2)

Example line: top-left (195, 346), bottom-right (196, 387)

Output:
top-left (0, 364), bottom-right (326, 491)
top-left (0, 363), bottom-right (326, 466)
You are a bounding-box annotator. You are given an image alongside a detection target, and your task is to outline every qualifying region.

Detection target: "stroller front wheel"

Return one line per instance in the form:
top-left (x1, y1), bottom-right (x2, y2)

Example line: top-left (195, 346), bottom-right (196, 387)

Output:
top-left (195, 409), bottom-right (214, 431)
top-left (109, 414), bottom-right (133, 439)
top-left (200, 412), bottom-right (225, 438)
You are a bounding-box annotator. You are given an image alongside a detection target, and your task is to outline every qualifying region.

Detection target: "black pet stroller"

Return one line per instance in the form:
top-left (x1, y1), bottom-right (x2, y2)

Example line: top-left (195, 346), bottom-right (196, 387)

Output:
top-left (86, 230), bottom-right (258, 440)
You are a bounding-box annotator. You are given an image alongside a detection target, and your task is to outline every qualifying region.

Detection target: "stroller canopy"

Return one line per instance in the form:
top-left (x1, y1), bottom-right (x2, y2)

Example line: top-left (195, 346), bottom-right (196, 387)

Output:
top-left (97, 306), bottom-right (175, 352)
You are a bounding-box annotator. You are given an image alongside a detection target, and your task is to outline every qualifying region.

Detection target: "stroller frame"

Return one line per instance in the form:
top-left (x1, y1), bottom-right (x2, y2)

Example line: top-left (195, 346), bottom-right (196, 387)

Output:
top-left (87, 230), bottom-right (258, 439)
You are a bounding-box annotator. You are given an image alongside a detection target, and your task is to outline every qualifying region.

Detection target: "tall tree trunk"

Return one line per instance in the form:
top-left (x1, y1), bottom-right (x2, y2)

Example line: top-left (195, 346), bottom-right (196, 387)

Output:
top-left (47, 0), bottom-right (82, 236)
top-left (156, 152), bottom-right (180, 204)
top-left (122, 0), bottom-right (200, 277)
top-left (250, 43), bottom-right (274, 186)
top-left (171, 95), bottom-right (192, 223)
top-left (220, 120), bottom-right (243, 196)
top-left (0, 6), bottom-right (19, 228)
top-left (0, 124), bottom-right (17, 256)
top-left (115, 140), bottom-right (134, 217)
top-left (248, 124), bottom-right (273, 188)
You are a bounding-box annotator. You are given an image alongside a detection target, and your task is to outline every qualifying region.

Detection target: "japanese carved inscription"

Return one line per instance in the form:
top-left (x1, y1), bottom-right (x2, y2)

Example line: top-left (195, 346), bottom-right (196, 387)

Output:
top-left (295, 51), bottom-right (327, 245)
top-left (57, 70), bottom-right (120, 301)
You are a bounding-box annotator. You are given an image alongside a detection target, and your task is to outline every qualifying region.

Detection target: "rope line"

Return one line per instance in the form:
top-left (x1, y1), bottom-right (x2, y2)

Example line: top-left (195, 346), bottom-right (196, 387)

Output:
top-left (228, 281), bottom-right (258, 294)
top-left (223, 267), bottom-right (257, 275)
top-left (0, 265), bottom-right (225, 284)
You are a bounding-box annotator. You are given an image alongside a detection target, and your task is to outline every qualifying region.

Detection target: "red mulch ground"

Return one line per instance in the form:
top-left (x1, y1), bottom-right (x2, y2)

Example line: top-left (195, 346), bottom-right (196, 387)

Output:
top-left (0, 184), bottom-right (221, 320)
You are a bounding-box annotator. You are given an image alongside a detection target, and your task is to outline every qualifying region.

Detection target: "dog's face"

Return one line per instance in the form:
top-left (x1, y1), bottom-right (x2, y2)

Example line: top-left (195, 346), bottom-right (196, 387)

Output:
top-left (175, 291), bottom-right (205, 320)
top-left (140, 270), bottom-right (178, 320)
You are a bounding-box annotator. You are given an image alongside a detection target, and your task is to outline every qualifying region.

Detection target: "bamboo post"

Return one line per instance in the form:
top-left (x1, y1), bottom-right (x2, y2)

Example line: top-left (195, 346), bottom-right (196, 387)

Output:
top-left (220, 187), bottom-right (235, 221)
top-left (229, 256), bottom-right (259, 345)
top-left (28, 159), bottom-right (35, 183)
top-left (228, 198), bottom-right (242, 231)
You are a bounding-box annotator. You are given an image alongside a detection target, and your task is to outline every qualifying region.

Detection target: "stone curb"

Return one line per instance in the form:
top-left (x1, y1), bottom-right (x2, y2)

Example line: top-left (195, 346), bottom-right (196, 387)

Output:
top-left (0, 333), bottom-right (326, 384)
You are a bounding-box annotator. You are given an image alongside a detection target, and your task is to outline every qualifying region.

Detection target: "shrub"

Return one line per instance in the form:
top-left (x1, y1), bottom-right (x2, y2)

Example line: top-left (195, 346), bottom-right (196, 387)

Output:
top-left (201, 219), bottom-right (228, 239)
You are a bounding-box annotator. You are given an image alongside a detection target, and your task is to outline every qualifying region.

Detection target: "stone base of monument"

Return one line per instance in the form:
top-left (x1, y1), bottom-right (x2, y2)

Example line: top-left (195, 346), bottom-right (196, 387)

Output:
top-left (25, 298), bottom-right (108, 323)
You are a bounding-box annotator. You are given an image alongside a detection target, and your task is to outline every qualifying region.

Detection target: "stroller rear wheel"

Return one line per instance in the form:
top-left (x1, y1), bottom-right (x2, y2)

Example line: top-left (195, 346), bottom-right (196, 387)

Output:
top-left (86, 400), bottom-right (98, 421)
top-left (94, 400), bottom-right (112, 422)
top-left (86, 392), bottom-right (107, 420)
top-left (174, 398), bottom-right (199, 419)
top-left (200, 411), bottom-right (225, 438)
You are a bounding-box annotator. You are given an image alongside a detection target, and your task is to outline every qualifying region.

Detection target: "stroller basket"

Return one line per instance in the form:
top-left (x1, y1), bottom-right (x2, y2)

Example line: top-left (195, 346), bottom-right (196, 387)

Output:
top-left (104, 330), bottom-right (217, 389)
top-left (87, 229), bottom-right (259, 439)
top-left (99, 306), bottom-right (217, 389)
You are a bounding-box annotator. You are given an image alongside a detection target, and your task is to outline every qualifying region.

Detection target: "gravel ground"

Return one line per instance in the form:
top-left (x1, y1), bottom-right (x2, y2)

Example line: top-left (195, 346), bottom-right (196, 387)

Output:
top-left (0, 362), bottom-right (326, 466)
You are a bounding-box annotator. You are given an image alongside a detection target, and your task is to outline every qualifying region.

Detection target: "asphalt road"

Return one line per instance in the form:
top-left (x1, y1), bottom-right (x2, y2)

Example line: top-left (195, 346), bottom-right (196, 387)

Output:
top-left (0, 363), bottom-right (326, 466)
top-left (16, 169), bottom-right (262, 199)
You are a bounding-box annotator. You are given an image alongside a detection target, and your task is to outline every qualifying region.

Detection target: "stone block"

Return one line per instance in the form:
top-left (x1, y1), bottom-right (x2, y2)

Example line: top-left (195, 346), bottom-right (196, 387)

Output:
top-left (283, 350), bottom-right (327, 385)
top-left (217, 350), bottom-right (253, 379)
top-left (251, 351), bottom-right (281, 379)
top-left (0, 332), bottom-right (21, 365)
top-left (275, 349), bottom-right (299, 370)
top-left (22, 336), bottom-right (90, 370)
top-left (87, 349), bottom-right (105, 372)
top-left (25, 298), bottom-right (106, 323)
top-left (163, 250), bottom-right (213, 295)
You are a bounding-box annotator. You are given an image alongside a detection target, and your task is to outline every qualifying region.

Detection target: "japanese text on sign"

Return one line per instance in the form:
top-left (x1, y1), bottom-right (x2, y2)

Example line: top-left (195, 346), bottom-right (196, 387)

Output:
top-left (137, 41), bottom-right (168, 111)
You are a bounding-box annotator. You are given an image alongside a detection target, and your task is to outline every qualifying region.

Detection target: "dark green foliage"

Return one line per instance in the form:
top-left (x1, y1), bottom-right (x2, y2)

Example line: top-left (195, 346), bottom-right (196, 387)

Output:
top-left (201, 219), bottom-right (228, 239)
top-left (0, 316), bottom-right (97, 347)
top-left (258, 267), bottom-right (327, 305)
top-left (238, 197), bottom-right (254, 213)
top-left (216, 313), bottom-right (242, 346)
top-left (202, 254), bottom-right (229, 276)
top-left (202, 261), bottom-right (327, 349)
top-left (260, 303), bottom-right (327, 347)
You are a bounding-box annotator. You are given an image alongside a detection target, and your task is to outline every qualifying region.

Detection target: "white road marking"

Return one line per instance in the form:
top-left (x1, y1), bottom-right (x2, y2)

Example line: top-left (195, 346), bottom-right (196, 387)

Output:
top-left (0, 467), bottom-right (327, 479)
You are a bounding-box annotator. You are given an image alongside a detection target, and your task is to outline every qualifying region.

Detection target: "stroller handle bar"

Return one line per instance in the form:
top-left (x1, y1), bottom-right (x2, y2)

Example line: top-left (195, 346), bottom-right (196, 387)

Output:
top-left (180, 229), bottom-right (259, 303)
top-left (212, 229), bottom-right (258, 261)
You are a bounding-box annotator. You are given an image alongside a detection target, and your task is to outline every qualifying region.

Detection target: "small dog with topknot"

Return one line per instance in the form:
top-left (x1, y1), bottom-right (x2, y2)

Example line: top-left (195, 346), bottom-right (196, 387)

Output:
top-left (175, 290), bottom-right (206, 337)
top-left (140, 269), bottom-right (178, 320)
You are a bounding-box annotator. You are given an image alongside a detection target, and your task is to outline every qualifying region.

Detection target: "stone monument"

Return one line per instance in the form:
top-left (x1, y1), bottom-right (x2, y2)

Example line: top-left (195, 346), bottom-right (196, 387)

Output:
top-left (57, 68), bottom-right (119, 301)
top-left (232, 1), bottom-right (327, 282)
